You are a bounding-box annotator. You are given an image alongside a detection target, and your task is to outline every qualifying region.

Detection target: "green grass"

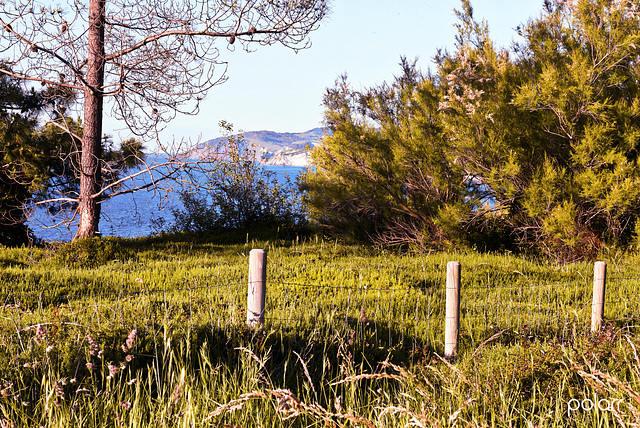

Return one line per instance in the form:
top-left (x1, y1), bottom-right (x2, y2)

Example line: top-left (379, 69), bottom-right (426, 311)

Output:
top-left (0, 233), bottom-right (639, 426)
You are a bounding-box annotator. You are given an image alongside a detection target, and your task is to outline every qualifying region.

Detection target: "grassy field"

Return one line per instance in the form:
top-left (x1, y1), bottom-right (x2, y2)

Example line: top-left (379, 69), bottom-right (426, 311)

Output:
top-left (0, 233), bottom-right (640, 427)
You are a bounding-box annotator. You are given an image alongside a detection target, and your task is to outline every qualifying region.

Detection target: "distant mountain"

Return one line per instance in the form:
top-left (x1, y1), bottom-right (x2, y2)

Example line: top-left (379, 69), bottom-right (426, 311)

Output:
top-left (192, 127), bottom-right (326, 167)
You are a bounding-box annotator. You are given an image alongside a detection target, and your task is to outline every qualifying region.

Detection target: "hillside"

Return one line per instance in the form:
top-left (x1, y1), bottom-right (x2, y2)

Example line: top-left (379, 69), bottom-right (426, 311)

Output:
top-left (193, 127), bottom-right (326, 167)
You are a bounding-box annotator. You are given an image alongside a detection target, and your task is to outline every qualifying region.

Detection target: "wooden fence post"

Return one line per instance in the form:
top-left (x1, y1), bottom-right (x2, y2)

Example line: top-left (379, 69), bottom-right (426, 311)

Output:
top-left (247, 249), bottom-right (267, 327)
top-left (591, 261), bottom-right (607, 334)
top-left (445, 261), bottom-right (461, 359)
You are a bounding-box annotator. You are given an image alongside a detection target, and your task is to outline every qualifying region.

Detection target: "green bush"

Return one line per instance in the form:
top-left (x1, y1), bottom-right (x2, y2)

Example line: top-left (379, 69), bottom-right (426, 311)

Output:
top-left (52, 236), bottom-right (134, 268)
top-left (170, 122), bottom-right (307, 233)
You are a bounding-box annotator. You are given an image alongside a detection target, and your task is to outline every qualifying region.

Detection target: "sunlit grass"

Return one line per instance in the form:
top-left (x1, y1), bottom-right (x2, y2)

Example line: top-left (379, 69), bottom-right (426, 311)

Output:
top-left (0, 233), bottom-right (640, 426)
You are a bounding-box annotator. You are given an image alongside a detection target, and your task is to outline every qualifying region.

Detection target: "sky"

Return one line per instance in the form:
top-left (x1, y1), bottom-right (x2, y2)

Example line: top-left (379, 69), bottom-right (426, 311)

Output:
top-left (104, 0), bottom-right (547, 149)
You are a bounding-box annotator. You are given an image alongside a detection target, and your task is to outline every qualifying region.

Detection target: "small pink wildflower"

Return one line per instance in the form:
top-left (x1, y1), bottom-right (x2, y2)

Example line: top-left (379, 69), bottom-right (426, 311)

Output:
top-left (34, 324), bottom-right (45, 344)
top-left (107, 364), bottom-right (119, 379)
top-left (54, 381), bottom-right (64, 399)
top-left (1, 418), bottom-right (15, 428)
top-left (125, 329), bottom-right (137, 351)
top-left (87, 334), bottom-right (99, 356)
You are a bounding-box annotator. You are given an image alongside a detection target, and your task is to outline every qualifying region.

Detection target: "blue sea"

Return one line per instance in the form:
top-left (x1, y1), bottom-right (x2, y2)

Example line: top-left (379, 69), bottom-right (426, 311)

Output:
top-left (28, 165), bottom-right (306, 242)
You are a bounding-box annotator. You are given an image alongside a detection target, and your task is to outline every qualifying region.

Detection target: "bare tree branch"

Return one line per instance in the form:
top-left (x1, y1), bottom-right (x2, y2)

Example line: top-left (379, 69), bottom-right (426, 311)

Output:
top-left (0, 0), bottom-right (328, 239)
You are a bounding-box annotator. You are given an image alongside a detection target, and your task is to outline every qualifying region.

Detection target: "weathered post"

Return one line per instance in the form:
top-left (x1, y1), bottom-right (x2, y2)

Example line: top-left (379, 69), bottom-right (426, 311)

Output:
top-left (445, 261), bottom-right (461, 359)
top-left (247, 249), bottom-right (267, 327)
top-left (591, 261), bottom-right (607, 333)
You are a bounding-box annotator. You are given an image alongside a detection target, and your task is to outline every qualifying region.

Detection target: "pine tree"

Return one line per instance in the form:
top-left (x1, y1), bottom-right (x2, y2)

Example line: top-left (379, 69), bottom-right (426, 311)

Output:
top-left (303, 61), bottom-right (466, 249)
top-left (304, 0), bottom-right (640, 260)
top-left (511, 0), bottom-right (640, 259)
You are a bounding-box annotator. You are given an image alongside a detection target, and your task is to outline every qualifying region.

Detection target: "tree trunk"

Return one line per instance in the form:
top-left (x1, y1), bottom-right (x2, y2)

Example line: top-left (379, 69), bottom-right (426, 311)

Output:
top-left (76, 0), bottom-right (105, 239)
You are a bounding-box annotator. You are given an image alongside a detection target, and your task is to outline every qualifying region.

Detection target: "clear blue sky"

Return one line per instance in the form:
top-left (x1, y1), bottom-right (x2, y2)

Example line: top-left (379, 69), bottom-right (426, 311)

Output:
top-left (105, 0), bottom-right (546, 149)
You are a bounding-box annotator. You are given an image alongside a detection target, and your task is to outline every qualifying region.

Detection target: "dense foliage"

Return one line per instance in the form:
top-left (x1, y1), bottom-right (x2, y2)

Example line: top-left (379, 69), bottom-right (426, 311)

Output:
top-left (303, 0), bottom-right (640, 261)
top-left (0, 69), bottom-right (68, 246)
top-left (0, 68), bottom-right (145, 246)
top-left (170, 122), bottom-right (307, 233)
